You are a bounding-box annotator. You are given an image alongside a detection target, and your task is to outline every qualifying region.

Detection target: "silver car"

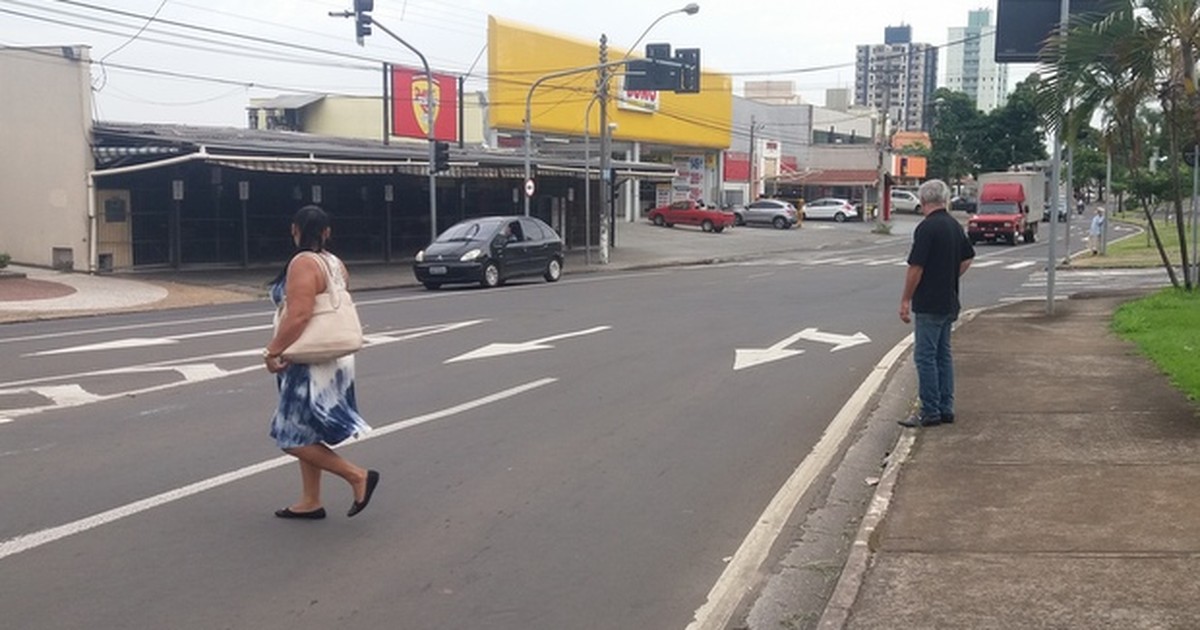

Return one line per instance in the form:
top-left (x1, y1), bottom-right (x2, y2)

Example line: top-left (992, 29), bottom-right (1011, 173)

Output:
top-left (733, 199), bottom-right (799, 229)
top-left (890, 189), bottom-right (921, 213)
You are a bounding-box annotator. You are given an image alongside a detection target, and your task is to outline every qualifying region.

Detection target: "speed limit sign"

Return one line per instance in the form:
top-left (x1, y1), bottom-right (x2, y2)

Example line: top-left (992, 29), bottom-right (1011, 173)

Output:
top-left (524, 178), bottom-right (536, 198)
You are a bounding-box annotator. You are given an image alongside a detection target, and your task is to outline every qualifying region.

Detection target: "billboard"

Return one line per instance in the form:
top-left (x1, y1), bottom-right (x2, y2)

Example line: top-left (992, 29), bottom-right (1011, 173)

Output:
top-left (391, 66), bottom-right (459, 141)
top-left (995, 0), bottom-right (1120, 63)
top-left (487, 16), bottom-right (731, 149)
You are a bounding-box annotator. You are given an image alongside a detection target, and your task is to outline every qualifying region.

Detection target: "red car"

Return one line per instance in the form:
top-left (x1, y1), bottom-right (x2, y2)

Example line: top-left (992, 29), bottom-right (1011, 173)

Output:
top-left (647, 200), bottom-right (735, 233)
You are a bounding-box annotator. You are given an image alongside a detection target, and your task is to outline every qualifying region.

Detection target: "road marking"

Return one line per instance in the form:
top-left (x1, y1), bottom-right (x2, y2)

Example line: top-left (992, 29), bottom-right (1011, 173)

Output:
top-left (1004, 261), bottom-right (1037, 270)
top-left (0, 321), bottom-right (487, 422)
top-left (970, 260), bottom-right (1004, 268)
top-left (864, 258), bottom-right (903, 266)
top-left (734, 328), bottom-right (871, 371)
top-left (687, 335), bottom-right (913, 630)
top-left (0, 378), bottom-right (557, 563)
top-left (445, 326), bottom-right (611, 363)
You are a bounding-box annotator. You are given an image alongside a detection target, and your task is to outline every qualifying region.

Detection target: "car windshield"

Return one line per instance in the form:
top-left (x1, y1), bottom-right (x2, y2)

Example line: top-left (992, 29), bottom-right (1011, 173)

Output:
top-left (978, 202), bottom-right (1020, 215)
top-left (435, 219), bottom-right (503, 242)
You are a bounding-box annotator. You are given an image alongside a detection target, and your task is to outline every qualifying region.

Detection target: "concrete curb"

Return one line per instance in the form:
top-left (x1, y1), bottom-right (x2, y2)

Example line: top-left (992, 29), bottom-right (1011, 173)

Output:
top-left (814, 306), bottom-right (987, 630)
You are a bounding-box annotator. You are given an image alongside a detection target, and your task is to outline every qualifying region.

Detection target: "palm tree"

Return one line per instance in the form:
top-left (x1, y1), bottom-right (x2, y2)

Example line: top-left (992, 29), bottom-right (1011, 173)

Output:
top-left (1037, 0), bottom-right (1198, 290)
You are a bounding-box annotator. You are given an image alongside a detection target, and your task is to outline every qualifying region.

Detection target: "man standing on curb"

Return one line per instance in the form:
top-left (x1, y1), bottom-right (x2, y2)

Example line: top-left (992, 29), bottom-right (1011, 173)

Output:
top-left (898, 179), bottom-right (975, 428)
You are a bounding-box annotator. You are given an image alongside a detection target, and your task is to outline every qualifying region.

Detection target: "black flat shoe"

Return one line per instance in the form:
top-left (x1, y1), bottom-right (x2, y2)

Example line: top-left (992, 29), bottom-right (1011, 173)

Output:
top-left (347, 470), bottom-right (380, 517)
top-left (275, 507), bottom-right (326, 520)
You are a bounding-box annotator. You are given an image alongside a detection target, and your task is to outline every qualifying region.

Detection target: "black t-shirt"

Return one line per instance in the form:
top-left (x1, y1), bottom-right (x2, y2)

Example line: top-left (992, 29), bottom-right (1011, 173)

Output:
top-left (907, 209), bottom-right (975, 314)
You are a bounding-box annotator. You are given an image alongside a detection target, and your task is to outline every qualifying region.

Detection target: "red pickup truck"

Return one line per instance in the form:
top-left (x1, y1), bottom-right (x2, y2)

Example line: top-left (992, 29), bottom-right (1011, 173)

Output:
top-left (647, 200), bottom-right (735, 233)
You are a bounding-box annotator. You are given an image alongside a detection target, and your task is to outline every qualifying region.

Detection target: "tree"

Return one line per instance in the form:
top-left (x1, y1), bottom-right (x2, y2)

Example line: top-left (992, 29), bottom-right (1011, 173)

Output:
top-left (1037, 0), bottom-right (1195, 290)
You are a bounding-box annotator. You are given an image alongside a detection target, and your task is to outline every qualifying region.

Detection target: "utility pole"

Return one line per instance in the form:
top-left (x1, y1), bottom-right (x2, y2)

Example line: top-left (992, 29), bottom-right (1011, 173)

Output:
top-left (748, 115), bottom-right (756, 201)
top-left (876, 69), bottom-right (894, 227)
top-left (598, 34), bottom-right (612, 265)
top-left (1045, 0), bottom-right (1069, 315)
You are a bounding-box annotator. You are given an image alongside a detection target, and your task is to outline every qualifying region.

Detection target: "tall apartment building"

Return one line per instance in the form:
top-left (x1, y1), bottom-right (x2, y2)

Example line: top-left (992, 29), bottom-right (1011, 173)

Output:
top-left (854, 25), bottom-right (938, 132)
top-left (944, 8), bottom-right (1008, 112)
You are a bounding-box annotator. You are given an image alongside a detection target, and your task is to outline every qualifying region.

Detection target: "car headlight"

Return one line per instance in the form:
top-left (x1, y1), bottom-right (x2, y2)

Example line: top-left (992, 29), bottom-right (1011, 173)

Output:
top-left (415, 250), bottom-right (425, 262)
top-left (460, 248), bottom-right (483, 262)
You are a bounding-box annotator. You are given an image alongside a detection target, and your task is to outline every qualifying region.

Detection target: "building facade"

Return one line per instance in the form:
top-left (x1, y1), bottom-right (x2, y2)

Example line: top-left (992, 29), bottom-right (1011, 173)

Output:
top-left (0, 46), bottom-right (95, 270)
top-left (723, 87), bottom-right (878, 207)
top-left (944, 9), bottom-right (1008, 113)
top-left (855, 26), bottom-right (938, 132)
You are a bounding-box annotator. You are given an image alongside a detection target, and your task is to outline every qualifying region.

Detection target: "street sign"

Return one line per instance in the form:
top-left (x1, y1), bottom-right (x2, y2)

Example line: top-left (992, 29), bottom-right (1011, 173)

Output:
top-left (524, 178), bottom-right (536, 198)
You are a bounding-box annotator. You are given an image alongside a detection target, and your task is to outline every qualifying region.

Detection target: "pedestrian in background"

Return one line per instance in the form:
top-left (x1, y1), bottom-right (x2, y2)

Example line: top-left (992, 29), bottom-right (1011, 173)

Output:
top-left (898, 180), bottom-right (975, 428)
top-left (263, 205), bottom-right (379, 520)
top-left (1089, 207), bottom-right (1105, 255)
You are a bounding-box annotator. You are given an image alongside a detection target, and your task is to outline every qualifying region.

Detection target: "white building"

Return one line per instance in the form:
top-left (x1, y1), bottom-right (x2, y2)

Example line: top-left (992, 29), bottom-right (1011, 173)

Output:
top-left (944, 8), bottom-right (1009, 113)
top-left (855, 25), bottom-right (939, 132)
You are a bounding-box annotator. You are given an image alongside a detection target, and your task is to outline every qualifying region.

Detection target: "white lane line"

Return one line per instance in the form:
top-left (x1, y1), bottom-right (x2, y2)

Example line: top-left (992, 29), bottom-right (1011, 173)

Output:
top-left (970, 260), bottom-right (1004, 268)
top-left (0, 312), bottom-right (273, 345)
top-left (1004, 261), bottom-right (1037, 270)
top-left (864, 258), bottom-right (903, 266)
top-left (686, 333), bottom-right (915, 630)
top-left (0, 378), bottom-right (557, 563)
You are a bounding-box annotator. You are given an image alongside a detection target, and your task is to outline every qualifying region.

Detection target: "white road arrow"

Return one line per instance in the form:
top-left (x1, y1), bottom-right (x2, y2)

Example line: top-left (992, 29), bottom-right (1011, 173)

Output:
top-left (734, 328), bottom-right (871, 371)
top-left (445, 326), bottom-right (611, 363)
top-left (794, 327), bottom-right (871, 352)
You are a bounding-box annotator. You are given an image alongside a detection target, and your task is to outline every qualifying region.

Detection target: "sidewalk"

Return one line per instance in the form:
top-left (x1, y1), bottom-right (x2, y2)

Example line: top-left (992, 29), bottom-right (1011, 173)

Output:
top-left (822, 295), bottom-right (1200, 629)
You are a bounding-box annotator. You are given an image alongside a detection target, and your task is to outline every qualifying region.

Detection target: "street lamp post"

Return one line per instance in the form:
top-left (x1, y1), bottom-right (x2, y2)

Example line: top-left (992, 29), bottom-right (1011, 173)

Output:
top-left (596, 3), bottom-right (699, 262)
top-left (369, 20), bottom-right (439, 244)
top-left (332, 9), bottom-right (440, 244)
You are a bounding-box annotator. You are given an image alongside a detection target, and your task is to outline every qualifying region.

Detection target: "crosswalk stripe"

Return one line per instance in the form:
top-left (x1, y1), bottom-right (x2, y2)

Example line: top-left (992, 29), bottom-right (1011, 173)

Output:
top-left (971, 260), bottom-right (1004, 268)
top-left (1004, 261), bottom-right (1037, 270)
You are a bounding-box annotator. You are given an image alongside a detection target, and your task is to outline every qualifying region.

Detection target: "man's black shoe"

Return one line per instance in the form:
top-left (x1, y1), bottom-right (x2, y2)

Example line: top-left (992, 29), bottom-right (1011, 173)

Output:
top-left (941, 413), bottom-right (955, 424)
top-left (898, 414), bottom-right (941, 428)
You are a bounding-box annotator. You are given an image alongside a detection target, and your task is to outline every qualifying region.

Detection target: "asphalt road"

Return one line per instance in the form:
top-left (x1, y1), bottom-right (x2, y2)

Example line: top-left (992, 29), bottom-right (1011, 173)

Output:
top-left (0, 218), bottom-right (1157, 630)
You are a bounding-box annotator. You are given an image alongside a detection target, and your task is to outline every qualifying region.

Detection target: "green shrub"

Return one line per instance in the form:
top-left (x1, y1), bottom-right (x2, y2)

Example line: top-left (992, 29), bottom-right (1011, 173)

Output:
top-left (0, 252), bottom-right (10, 269)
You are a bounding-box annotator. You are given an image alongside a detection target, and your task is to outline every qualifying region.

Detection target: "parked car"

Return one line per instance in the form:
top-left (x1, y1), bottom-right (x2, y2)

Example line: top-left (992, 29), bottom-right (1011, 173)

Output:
top-left (802, 198), bottom-right (859, 222)
top-left (733, 198), bottom-right (800, 229)
top-left (647, 200), bottom-right (735, 232)
top-left (890, 189), bottom-right (921, 213)
top-left (950, 195), bottom-right (977, 213)
top-left (413, 215), bottom-right (563, 290)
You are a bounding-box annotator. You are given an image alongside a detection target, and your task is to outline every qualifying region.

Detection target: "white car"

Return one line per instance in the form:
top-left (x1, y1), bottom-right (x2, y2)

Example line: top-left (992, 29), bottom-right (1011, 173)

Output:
top-left (890, 189), bottom-right (921, 213)
top-left (802, 198), bottom-right (859, 222)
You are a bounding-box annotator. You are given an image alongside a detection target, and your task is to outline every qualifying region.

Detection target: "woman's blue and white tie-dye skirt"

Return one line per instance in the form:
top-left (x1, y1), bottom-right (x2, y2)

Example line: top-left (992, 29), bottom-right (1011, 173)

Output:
top-left (270, 356), bottom-right (371, 449)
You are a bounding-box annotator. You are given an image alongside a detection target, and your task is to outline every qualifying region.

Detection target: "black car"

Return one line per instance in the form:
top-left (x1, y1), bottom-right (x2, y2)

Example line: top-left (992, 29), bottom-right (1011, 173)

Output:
top-left (413, 216), bottom-right (564, 289)
top-left (950, 195), bottom-right (977, 213)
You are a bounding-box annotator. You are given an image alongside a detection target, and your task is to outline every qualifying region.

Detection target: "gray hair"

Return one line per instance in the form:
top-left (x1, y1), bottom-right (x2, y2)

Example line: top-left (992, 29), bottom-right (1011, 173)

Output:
top-left (917, 179), bottom-right (951, 207)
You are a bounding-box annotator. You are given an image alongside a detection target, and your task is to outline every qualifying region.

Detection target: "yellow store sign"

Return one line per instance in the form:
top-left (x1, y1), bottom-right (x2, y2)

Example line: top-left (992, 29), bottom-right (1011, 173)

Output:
top-left (488, 16), bottom-right (731, 149)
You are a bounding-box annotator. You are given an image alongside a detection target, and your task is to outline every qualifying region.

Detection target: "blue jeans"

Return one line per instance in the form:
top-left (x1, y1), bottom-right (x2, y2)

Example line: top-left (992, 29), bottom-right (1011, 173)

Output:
top-left (913, 311), bottom-right (957, 420)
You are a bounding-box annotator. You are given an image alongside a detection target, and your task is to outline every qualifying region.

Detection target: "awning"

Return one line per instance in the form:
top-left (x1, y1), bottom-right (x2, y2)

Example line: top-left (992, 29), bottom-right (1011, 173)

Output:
top-left (770, 169), bottom-right (880, 187)
top-left (250, 94), bottom-right (326, 110)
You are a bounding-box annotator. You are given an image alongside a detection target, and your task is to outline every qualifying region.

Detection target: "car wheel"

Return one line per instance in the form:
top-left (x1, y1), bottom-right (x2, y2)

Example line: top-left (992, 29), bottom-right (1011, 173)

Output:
top-left (701, 219), bottom-right (714, 232)
top-left (422, 281), bottom-right (441, 291)
top-left (543, 257), bottom-right (562, 282)
top-left (913, 205), bottom-right (921, 214)
top-left (734, 214), bottom-right (745, 226)
top-left (713, 225), bottom-right (725, 233)
top-left (652, 215), bottom-right (665, 227)
top-left (772, 216), bottom-right (788, 229)
top-left (480, 262), bottom-right (502, 288)
top-left (834, 212), bottom-right (846, 223)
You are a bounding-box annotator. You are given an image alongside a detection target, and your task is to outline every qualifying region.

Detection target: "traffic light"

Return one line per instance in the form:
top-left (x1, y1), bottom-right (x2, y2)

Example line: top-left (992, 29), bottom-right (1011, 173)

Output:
top-left (433, 141), bottom-right (450, 174)
top-left (354, 0), bottom-right (373, 44)
top-left (675, 48), bottom-right (701, 93)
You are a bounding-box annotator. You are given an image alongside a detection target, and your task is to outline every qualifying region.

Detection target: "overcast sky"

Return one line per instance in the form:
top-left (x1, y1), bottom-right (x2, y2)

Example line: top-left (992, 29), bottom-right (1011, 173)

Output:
top-left (1, 0), bottom-right (1036, 126)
